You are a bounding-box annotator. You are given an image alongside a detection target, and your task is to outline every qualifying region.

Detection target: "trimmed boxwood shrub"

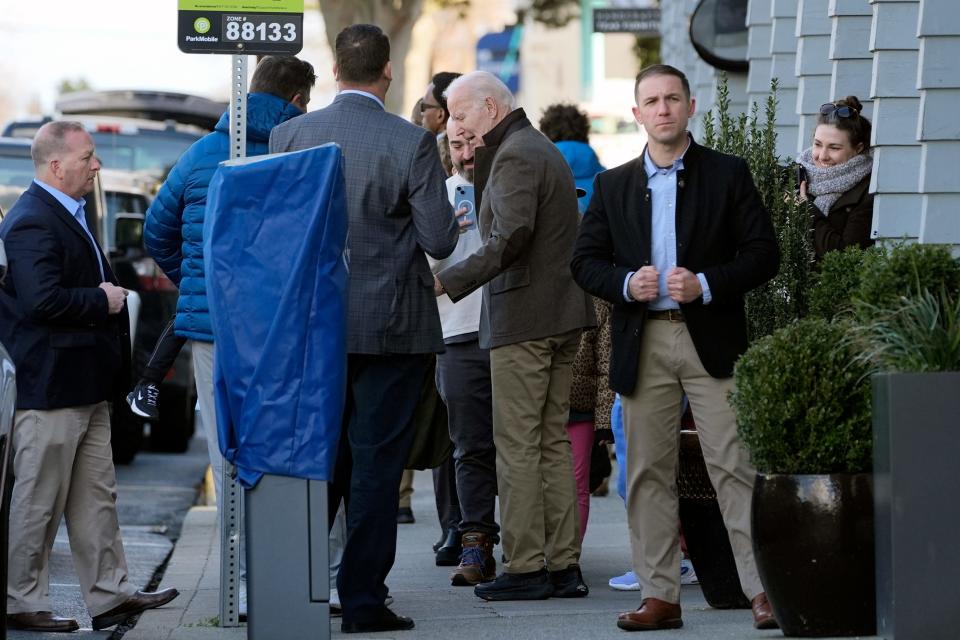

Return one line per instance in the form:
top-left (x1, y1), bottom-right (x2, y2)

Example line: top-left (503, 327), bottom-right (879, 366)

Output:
top-left (855, 243), bottom-right (960, 317)
top-left (730, 318), bottom-right (872, 474)
top-left (809, 246), bottom-right (879, 321)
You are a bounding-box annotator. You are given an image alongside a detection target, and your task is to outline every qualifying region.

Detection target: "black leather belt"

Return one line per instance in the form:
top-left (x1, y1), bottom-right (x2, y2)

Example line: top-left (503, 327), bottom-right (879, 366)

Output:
top-left (647, 309), bottom-right (685, 322)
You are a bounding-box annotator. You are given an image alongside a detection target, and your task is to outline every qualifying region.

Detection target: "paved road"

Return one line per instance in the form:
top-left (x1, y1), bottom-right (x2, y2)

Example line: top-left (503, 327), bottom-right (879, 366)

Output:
top-left (7, 435), bottom-right (210, 639)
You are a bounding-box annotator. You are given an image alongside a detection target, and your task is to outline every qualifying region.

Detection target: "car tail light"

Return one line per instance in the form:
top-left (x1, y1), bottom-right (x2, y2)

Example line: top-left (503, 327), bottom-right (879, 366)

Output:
top-left (95, 124), bottom-right (122, 133)
top-left (133, 257), bottom-right (177, 292)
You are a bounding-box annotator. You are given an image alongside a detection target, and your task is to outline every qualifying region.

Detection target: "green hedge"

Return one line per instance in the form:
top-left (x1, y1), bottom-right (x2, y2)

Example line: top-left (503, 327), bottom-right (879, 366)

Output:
top-left (703, 75), bottom-right (813, 340)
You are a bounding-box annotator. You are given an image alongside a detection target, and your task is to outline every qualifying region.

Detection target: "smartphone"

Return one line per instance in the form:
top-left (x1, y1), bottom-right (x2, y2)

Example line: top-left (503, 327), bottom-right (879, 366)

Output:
top-left (454, 184), bottom-right (476, 231)
top-left (795, 164), bottom-right (807, 193)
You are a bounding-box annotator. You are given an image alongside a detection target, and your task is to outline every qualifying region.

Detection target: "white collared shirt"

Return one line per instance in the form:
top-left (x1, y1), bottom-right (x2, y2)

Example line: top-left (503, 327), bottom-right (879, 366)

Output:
top-left (338, 90), bottom-right (385, 111)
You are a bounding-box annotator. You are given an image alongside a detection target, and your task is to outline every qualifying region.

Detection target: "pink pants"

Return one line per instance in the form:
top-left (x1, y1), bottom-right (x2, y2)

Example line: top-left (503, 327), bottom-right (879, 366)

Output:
top-left (566, 420), bottom-right (594, 541)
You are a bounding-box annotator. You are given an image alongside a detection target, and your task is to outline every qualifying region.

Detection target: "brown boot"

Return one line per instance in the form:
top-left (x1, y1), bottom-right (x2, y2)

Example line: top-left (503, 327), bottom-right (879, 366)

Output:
top-left (751, 592), bottom-right (779, 630)
top-left (450, 532), bottom-right (496, 586)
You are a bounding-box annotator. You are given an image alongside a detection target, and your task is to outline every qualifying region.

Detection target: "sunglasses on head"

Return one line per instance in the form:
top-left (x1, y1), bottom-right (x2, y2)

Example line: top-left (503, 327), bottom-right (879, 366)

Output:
top-left (820, 103), bottom-right (855, 118)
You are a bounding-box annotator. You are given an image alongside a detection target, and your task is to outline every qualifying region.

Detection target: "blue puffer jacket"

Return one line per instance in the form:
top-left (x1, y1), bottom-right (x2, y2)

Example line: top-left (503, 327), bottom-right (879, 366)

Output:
top-left (144, 93), bottom-right (303, 342)
top-left (555, 140), bottom-right (606, 214)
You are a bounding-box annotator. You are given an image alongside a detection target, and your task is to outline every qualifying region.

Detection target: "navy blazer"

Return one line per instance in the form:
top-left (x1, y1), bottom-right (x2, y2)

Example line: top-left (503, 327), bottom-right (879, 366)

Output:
top-left (571, 139), bottom-right (779, 393)
top-left (0, 182), bottom-right (130, 409)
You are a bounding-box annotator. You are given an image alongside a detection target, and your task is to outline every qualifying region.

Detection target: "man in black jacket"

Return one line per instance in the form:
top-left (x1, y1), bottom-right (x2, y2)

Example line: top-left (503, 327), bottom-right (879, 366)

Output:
top-left (0, 121), bottom-right (177, 632)
top-left (571, 65), bottom-right (779, 633)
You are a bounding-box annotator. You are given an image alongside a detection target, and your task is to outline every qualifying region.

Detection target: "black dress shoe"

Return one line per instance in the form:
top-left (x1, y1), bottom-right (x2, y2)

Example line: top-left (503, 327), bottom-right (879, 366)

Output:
top-left (341, 608), bottom-right (415, 633)
top-left (397, 507), bottom-right (415, 524)
top-left (92, 588), bottom-right (180, 630)
top-left (7, 611), bottom-right (79, 632)
top-left (435, 528), bottom-right (462, 566)
top-left (433, 530), bottom-right (446, 552)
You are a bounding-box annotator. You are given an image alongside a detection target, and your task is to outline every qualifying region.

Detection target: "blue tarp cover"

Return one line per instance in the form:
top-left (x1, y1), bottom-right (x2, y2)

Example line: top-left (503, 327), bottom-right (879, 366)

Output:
top-left (204, 143), bottom-right (347, 488)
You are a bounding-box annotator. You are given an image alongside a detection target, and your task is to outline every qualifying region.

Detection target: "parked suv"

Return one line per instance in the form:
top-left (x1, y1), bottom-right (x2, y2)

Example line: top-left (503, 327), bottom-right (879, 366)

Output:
top-left (0, 240), bottom-right (15, 625)
top-left (3, 115), bottom-right (206, 181)
top-left (100, 170), bottom-right (197, 456)
top-left (0, 137), bottom-right (33, 215)
top-left (56, 89), bottom-right (225, 131)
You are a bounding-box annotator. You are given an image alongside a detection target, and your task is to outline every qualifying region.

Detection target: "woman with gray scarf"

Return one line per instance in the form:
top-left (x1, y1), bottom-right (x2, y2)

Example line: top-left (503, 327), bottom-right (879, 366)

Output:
top-left (797, 96), bottom-right (874, 260)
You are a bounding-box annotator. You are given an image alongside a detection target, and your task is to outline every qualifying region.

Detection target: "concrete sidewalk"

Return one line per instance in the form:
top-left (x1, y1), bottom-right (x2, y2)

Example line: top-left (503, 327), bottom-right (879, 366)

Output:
top-left (127, 471), bottom-right (878, 640)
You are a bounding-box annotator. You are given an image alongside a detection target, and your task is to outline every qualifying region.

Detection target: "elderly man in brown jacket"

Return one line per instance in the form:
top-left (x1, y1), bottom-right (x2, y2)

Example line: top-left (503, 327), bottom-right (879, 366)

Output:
top-left (435, 70), bottom-right (595, 602)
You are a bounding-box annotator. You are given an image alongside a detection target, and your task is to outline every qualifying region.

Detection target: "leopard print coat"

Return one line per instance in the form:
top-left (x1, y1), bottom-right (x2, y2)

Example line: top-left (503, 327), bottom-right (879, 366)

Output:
top-left (569, 297), bottom-right (615, 430)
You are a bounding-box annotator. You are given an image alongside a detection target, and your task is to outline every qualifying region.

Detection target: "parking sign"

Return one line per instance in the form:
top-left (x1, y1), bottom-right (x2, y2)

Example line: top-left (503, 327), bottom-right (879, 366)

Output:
top-left (178, 0), bottom-right (304, 55)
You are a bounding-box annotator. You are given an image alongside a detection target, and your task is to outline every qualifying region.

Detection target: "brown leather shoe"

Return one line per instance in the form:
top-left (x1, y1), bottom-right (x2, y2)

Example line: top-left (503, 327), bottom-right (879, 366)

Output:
top-left (451, 532), bottom-right (496, 586)
top-left (617, 597), bottom-right (683, 631)
top-left (7, 611), bottom-right (79, 632)
top-left (751, 592), bottom-right (779, 630)
top-left (92, 588), bottom-right (180, 630)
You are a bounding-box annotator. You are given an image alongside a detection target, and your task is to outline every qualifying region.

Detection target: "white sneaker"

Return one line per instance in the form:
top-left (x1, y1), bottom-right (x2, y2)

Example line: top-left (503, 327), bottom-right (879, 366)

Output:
top-left (680, 559), bottom-right (699, 585)
top-left (608, 570), bottom-right (641, 591)
top-left (329, 587), bottom-right (389, 615)
top-left (238, 580), bottom-right (248, 621)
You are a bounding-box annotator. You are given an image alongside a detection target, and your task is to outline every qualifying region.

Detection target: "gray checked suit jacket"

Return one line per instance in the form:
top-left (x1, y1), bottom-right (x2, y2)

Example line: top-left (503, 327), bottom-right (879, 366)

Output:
top-left (269, 92), bottom-right (458, 354)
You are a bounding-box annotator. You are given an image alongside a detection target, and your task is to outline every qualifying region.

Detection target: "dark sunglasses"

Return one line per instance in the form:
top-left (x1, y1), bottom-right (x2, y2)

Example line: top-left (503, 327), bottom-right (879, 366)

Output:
top-left (420, 101), bottom-right (442, 114)
top-left (820, 103), bottom-right (855, 118)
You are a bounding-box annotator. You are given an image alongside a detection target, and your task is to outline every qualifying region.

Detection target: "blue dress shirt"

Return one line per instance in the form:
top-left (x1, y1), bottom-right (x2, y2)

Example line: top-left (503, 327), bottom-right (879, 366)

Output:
top-left (622, 143), bottom-right (711, 307)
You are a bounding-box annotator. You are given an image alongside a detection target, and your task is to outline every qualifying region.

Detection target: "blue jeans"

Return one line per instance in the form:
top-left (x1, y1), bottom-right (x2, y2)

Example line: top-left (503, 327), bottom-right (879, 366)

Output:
top-left (611, 394), bottom-right (627, 502)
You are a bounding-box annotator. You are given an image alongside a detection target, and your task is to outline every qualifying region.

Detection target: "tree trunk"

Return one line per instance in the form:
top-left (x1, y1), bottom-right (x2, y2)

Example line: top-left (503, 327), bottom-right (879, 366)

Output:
top-left (318, 0), bottom-right (425, 115)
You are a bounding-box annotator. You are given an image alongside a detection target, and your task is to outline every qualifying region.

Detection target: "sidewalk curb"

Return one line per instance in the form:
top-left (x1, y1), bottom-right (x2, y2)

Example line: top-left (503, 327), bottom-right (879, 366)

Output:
top-left (124, 506), bottom-right (245, 640)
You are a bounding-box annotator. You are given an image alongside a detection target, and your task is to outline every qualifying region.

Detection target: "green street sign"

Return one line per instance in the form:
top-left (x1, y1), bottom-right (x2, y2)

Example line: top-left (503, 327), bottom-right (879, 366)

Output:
top-left (178, 0), bottom-right (304, 55)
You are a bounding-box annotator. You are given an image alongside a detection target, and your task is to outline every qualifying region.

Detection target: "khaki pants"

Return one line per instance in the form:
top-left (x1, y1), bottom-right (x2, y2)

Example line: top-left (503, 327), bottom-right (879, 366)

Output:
top-left (192, 340), bottom-right (246, 581)
top-left (398, 470), bottom-right (414, 509)
top-left (620, 319), bottom-right (762, 603)
top-left (490, 329), bottom-right (581, 574)
top-left (7, 403), bottom-right (136, 616)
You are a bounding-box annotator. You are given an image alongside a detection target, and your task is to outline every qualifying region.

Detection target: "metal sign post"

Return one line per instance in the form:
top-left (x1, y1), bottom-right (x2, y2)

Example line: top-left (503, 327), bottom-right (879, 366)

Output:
top-left (217, 53), bottom-right (248, 629)
top-left (176, 0), bottom-right (304, 630)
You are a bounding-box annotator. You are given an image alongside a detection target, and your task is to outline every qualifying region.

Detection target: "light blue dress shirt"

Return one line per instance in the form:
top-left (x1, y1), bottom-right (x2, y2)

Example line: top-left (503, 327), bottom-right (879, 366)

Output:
top-left (34, 179), bottom-right (105, 281)
top-left (339, 90), bottom-right (385, 111)
top-left (622, 144), bottom-right (712, 307)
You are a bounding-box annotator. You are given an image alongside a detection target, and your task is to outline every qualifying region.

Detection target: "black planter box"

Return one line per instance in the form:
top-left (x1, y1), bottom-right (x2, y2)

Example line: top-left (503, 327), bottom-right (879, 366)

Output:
top-left (873, 372), bottom-right (960, 640)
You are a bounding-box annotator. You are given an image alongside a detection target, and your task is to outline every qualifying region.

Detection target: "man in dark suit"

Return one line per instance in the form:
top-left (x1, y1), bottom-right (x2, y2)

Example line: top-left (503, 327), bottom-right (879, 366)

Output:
top-left (0, 121), bottom-right (178, 632)
top-left (435, 71), bottom-right (595, 602)
top-left (269, 24), bottom-right (458, 634)
top-left (571, 65), bottom-right (780, 632)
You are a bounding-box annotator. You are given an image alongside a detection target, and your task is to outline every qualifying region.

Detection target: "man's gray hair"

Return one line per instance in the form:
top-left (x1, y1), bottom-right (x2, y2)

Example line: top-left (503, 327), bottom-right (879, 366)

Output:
top-left (31, 121), bottom-right (87, 169)
top-left (444, 71), bottom-right (516, 112)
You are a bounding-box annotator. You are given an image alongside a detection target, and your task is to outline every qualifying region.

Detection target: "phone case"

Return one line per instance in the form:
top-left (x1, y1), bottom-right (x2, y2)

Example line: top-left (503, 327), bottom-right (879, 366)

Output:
top-left (455, 185), bottom-right (476, 230)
